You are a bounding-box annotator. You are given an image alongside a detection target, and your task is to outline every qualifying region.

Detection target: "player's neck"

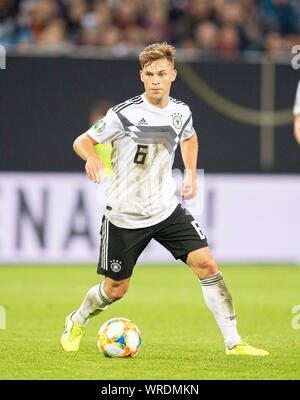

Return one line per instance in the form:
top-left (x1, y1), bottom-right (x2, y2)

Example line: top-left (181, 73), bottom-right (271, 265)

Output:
top-left (144, 92), bottom-right (169, 109)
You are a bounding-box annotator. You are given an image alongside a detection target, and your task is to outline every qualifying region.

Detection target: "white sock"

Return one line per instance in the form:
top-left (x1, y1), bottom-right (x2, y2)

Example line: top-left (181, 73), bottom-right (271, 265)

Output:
top-left (72, 281), bottom-right (112, 326)
top-left (199, 271), bottom-right (241, 349)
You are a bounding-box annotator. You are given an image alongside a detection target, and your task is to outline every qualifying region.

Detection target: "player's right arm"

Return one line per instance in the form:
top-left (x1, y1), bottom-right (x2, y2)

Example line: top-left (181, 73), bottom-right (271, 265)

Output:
top-left (73, 108), bottom-right (124, 183)
top-left (73, 133), bottom-right (103, 183)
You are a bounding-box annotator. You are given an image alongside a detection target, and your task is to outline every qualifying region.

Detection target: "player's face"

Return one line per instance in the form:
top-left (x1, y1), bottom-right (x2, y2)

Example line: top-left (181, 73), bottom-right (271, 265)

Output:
top-left (140, 58), bottom-right (177, 105)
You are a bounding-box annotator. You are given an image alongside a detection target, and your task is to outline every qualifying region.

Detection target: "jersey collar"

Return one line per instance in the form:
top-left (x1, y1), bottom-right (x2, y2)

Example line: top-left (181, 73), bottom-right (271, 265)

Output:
top-left (141, 93), bottom-right (171, 112)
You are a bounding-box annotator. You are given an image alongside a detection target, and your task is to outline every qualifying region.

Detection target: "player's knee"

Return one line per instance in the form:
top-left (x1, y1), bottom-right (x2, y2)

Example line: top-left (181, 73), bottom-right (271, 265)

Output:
top-left (190, 257), bottom-right (219, 277)
top-left (104, 280), bottom-right (129, 302)
top-left (110, 287), bottom-right (128, 302)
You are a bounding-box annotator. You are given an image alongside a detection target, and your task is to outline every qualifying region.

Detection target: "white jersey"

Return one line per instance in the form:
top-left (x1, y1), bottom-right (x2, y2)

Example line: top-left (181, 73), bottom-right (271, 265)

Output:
top-left (87, 93), bottom-right (194, 229)
top-left (293, 81), bottom-right (300, 116)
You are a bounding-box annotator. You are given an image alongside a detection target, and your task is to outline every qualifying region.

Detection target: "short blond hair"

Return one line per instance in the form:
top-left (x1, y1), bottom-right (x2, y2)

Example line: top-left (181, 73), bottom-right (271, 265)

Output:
top-left (139, 42), bottom-right (176, 68)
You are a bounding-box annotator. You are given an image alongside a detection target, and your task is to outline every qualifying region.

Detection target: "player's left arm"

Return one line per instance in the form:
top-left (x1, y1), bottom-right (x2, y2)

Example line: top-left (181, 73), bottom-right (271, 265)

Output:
top-left (180, 131), bottom-right (198, 199)
top-left (293, 82), bottom-right (300, 145)
top-left (294, 115), bottom-right (300, 145)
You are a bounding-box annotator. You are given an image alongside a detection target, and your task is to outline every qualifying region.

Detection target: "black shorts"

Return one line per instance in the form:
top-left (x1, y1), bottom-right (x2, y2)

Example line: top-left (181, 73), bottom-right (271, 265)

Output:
top-left (97, 204), bottom-right (208, 280)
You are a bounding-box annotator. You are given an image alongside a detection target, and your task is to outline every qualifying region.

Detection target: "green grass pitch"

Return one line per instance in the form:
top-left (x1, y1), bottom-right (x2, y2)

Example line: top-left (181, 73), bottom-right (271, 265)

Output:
top-left (0, 264), bottom-right (300, 380)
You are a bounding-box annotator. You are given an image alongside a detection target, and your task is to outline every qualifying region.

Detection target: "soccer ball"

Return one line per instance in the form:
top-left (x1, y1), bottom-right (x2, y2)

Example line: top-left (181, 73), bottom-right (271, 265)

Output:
top-left (97, 318), bottom-right (142, 358)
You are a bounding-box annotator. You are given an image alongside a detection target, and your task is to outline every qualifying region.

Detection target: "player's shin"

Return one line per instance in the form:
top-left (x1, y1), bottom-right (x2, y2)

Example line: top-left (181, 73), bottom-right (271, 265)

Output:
top-left (72, 281), bottom-right (113, 326)
top-left (199, 271), bottom-right (241, 350)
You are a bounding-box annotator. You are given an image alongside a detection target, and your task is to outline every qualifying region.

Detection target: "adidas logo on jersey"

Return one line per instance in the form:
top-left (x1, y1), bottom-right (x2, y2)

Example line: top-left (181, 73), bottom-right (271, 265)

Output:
top-left (137, 118), bottom-right (148, 125)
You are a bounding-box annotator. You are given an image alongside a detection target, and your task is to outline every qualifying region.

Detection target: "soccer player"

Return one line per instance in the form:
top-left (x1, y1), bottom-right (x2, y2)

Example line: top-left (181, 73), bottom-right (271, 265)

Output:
top-left (294, 81), bottom-right (300, 145)
top-left (61, 43), bottom-right (268, 356)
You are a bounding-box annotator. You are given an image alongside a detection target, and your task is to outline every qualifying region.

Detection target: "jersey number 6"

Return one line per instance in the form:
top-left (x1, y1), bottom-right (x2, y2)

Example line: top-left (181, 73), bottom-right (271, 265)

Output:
top-left (134, 144), bottom-right (148, 165)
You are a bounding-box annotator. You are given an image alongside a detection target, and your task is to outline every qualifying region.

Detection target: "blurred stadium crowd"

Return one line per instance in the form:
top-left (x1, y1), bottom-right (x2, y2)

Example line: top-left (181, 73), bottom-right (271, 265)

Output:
top-left (0, 0), bottom-right (299, 56)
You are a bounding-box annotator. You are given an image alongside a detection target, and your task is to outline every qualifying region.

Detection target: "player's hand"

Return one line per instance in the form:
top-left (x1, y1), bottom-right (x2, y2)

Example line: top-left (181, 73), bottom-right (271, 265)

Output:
top-left (85, 154), bottom-right (104, 184)
top-left (180, 171), bottom-right (197, 200)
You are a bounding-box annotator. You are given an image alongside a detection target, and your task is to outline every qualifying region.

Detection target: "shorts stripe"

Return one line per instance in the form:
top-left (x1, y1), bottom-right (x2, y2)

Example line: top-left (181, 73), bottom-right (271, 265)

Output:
top-left (104, 217), bottom-right (109, 270)
top-left (101, 217), bottom-right (108, 270)
top-left (100, 219), bottom-right (105, 270)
